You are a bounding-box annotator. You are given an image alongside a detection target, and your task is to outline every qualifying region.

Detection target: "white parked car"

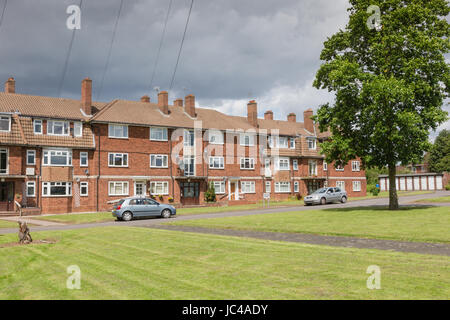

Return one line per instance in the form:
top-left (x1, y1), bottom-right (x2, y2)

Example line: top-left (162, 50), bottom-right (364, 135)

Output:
top-left (304, 187), bottom-right (347, 206)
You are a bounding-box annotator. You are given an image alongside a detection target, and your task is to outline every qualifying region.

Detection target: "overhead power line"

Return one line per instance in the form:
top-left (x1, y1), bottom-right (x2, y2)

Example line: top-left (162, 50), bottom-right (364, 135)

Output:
top-left (149, 0), bottom-right (173, 92)
top-left (0, 0), bottom-right (7, 31)
top-left (97, 0), bottom-right (124, 101)
top-left (57, 0), bottom-right (83, 98)
top-left (169, 0), bottom-right (194, 92)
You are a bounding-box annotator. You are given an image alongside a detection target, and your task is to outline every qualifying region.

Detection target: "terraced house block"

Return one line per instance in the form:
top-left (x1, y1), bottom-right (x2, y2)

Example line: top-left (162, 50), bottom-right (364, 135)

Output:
top-left (0, 77), bottom-right (366, 215)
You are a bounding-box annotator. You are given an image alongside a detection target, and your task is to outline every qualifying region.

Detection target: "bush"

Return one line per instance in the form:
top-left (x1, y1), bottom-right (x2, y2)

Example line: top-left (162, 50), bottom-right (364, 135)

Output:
top-left (445, 183), bottom-right (450, 191)
top-left (205, 183), bottom-right (216, 203)
top-left (371, 188), bottom-right (380, 196)
top-left (296, 193), bottom-right (303, 200)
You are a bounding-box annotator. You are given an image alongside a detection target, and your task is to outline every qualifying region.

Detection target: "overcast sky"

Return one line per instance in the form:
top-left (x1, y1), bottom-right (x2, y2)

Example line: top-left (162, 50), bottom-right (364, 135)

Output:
top-left (0, 0), bottom-right (448, 139)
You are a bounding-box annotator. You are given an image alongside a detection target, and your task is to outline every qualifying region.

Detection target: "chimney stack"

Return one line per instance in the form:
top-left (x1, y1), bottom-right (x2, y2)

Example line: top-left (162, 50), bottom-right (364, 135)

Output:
top-left (141, 95), bottom-right (150, 103)
top-left (174, 98), bottom-right (183, 107)
top-left (5, 77), bottom-right (15, 94)
top-left (247, 100), bottom-right (258, 127)
top-left (287, 113), bottom-right (296, 122)
top-left (81, 78), bottom-right (92, 115)
top-left (158, 91), bottom-right (169, 114)
top-left (185, 94), bottom-right (196, 117)
top-left (303, 109), bottom-right (314, 133)
top-left (264, 110), bottom-right (273, 120)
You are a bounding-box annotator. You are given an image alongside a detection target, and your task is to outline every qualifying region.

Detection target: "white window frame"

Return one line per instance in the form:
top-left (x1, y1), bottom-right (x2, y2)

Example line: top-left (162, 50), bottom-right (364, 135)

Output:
top-left (240, 158), bottom-right (255, 170)
top-left (80, 152), bottom-right (89, 167)
top-left (352, 181), bottom-right (361, 192)
top-left (240, 133), bottom-right (255, 146)
top-left (42, 149), bottom-right (72, 167)
top-left (307, 137), bottom-right (316, 150)
top-left (275, 182), bottom-right (291, 193)
top-left (108, 181), bottom-right (129, 196)
top-left (108, 153), bottom-right (128, 167)
top-left (335, 165), bottom-right (345, 171)
top-left (269, 136), bottom-right (289, 149)
top-left (183, 155), bottom-right (195, 176)
top-left (33, 119), bottom-right (43, 134)
top-left (209, 156), bottom-right (225, 169)
top-left (0, 148), bottom-right (8, 174)
top-left (212, 181), bottom-right (226, 194)
top-left (27, 150), bottom-right (36, 166)
top-left (42, 182), bottom-right (72, 197)
top-left (47, 120), bottom-right (69, 136)
top-left (308, 160), bottom-right (317, 176)
top-left (241, 181), bottom-right (255, 194)
top-left (150, 127), bottom-right (168, 141)
top-left (26, 181), bottom-right (36, 197)
top-left (208, 130), bottom-right (224, 145)
top-left (336, 181), bottom-right (346, 191)
top-left (290, 138), bottom-right (296, 149)
top-left (352, 161), bottom-right (360, 172)
top-left (74, 122), bottom-right (83, 137)
top-left (184, 130), bottom-right (195, 147)
top-left (323, 161), bottom-right (328, 171)
top-left (150, 181), bottom-right (169, 195)
top-left (150, 154), bottom-right (168, 168)
top-left (0, 116), bottom-right (11, 132)
top-left (293, 159), bottom-right (298, 171)
top-left (80, 181), bottom-right (89, 197)
top-left (265, 181), bottom-right (271, 193)
top-left (275, 157), bottom-right (290, 171)
top-left (108, 124), bottom-right (128, 139)
top-left (294, 181), bottom-right (299, 193)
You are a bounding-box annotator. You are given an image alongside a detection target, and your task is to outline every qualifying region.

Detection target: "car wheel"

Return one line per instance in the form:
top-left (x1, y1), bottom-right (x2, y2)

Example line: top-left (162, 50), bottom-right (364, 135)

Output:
top-left (320, 197), bottom-right (326, 205)
top-left (122, 211), bottom-right (133, 222)
top-left (161, 209), bottom-right (172, 219)
top-left (341, 196), bottom-right (347, 203)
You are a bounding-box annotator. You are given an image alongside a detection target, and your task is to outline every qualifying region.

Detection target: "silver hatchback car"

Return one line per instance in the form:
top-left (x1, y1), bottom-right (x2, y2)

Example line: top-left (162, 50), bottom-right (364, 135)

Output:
top-left (112, 197), bottom-right (176, 221)
top-left (304, 187), bottom-right (347, 206)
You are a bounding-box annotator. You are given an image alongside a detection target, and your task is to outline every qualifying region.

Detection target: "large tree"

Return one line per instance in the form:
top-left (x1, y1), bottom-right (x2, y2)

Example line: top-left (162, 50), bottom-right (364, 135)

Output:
top-left (313, 0), bottom-right (450, 209)
top-left (428, 129), bottom-right (450, 172)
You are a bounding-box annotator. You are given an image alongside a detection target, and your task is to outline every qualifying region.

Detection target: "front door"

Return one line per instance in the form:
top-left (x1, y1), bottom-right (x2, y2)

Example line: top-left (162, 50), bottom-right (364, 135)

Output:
top-left (0, 182), bottom-right (14, 211)
top-left (230, 182), bottom-right (236, 200)
top-left (181, 182), bottom-right (200, 205)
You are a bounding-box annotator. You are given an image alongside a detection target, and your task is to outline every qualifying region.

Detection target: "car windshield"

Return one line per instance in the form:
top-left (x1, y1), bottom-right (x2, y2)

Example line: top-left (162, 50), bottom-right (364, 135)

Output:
top-left (312, 188), bottom-right (328, 194)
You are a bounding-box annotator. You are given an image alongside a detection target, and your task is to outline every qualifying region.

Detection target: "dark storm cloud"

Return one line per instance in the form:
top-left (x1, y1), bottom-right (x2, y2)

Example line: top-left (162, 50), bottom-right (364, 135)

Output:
top-left (0, 0), bottom-right (448, 132)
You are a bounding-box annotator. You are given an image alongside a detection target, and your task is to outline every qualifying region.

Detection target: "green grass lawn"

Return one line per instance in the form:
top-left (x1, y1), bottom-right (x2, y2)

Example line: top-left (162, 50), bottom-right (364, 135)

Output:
top-left (0, 220), bottom-right (20, 229)
top-left (170, 206), bottom-right (450, 243)
top-left (415, 196), bottom-right (450, 203)
top-left (349, 191), bottom-right (433, 201)
top-left (0, 227), bottom-right (448, 299)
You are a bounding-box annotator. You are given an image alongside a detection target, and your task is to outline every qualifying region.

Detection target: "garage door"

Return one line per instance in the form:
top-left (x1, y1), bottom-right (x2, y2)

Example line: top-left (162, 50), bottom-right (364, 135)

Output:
top-left (421, 176), bottom-right (427, 190)
top-left (396, 178), bottom-right (399, 190)
top-left (414, 177), bottom-right (420, 190)
top-left (436, 176), bottom-right (443, 190)
top-left (428, 176), bottom-right (435, 190)
top-left (380, 178), bottom-right (386, 191)
top-left (399, 177), bottom-right (406, 191)
top-left (406, 177), bottom-right (413, 190)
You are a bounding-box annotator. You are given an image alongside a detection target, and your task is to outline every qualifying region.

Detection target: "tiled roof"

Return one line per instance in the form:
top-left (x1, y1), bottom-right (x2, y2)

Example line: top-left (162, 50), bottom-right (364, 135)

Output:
top-left (0, 92), bottom-right (106, 120)
top-left (0, 115), bottom-right (25, 145)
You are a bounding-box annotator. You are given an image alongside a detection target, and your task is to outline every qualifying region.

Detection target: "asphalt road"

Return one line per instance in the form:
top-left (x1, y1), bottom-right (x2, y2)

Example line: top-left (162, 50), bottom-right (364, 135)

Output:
top-left (0, 190), bottom-right (448, 235)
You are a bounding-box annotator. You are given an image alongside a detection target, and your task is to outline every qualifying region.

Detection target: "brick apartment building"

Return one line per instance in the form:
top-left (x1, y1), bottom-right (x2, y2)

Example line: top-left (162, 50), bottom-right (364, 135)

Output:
top-left (0, 77), bottom-right (366, 214)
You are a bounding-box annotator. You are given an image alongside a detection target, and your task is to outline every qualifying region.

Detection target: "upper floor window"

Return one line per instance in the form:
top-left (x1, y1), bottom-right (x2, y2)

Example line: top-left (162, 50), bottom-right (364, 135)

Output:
top-left (352, 161), bottom-right (360, 172)
top-left (184, 155), bottom-right (195, 176)
top-left (47, 120), bottom-right (69, 136)
top-left (150, 154), bottom-right (168, 168)
top-left (43, 149), bottom-right (72, 166)
top-left (74, 122), bottom-right (83, 137)
top-left (0, 148), bottom-right (8, 174)
top-left (335, 164), bottom-right (344, 171)
top-left (184, 130), bottom-right (195, 147)
top-left (240, 158), bottom-right (255, 170)
top-left (0, 116), bottom-right (11, 132)
top-left (308, 160), bottom-right (317, 176)
top-left (269, 136), bottom-right (288, 148)
top-left (33, 119), bottom-right (43, 134)
top-left (323, 161), bottom-right (328, 171)
top-left (109, 153), bottom-right (128, 167)
top-left (290, 138), bottom-right (296, 149)
top-left (293, 159), bottom-right (298, 171)
top-left (209, 156), bottom-right (224, 169)
top-left (108, 124), bottom-right (128, 139)
top-left (80, 152), bottom-right (88, 167)
top-left (275, 157), bottom-right (290, 171)
top-left (240, 133), bottom-right (255, 146)
top-left (150, 127), bottom-right (168, 141)
top-left (27, 150), bottom-right (36, 165)
top-left (307, 138), bottom-right (316, 150)
top-left (208, 130), bottom-right (224, 145)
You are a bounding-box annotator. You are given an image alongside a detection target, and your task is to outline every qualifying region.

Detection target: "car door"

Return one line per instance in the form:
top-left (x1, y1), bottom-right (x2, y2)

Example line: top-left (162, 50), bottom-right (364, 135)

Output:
top-left (130, 199), bottom-right (147, 217)
top-left (333, 188), bottom-right (342, 201)
top-left (145, 199), bottom-right (161, 216)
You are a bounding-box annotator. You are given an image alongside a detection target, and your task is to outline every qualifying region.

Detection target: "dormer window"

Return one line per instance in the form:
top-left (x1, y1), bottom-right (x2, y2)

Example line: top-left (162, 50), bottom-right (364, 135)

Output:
top-left (0, 116), bottom-right (11, 132)
top-left (74, 122), bottom-right (83, 137)
top-left (307, 137), bottom-right (316, 150)
top-left (47, 120), bottom-right (69, 136)
top-left (33, 119), bottom-right (43, 134)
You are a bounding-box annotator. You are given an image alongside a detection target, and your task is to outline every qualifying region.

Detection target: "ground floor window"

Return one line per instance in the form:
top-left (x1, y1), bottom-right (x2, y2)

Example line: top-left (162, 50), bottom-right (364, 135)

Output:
top-left (80, 182), bottom-right (88, 196)
top-left (212, 181), bottom-right (225, 194)
top-left (306, 180), bottom-right (322, 194)
top-left (42, 182), bottom-right (72, 197)
top-left (265, 181), bottom-right (271, 193)
top-left (108, 181), bottom-right (129, 196)
top-left (336, 181), bottom-right (345, 191)
top-left (275, 182), bottom-right (291, 193)
top-left (181, 182), bottom-right (199, 198)
top-left (150, 181), bottom-right (169, 195)
top-left (294, 181), bottom-right (299, 193)
top-left (241, 181), bottom-right (255, 193)
top-left (26, 181), bottom-right (36, 197)
top-left (0, 148), bottom-right (8, 174)
top-left (352, 181), bottom-right (361, 192)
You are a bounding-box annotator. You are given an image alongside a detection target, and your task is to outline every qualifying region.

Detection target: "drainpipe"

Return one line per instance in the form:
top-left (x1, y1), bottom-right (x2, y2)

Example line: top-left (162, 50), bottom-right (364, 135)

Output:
top-left (96, 125), bottom-right (100, 212)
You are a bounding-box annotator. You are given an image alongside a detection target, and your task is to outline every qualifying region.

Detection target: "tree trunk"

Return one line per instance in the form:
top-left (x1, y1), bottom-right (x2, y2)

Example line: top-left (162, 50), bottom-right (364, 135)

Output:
top-left (388, 163), bottom-right (399, 210)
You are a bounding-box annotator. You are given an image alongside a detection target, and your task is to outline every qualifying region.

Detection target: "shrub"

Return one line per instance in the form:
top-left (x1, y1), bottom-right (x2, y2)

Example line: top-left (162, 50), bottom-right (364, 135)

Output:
top-left (168, 197), bottom-right (174, 203)
top-left (445, 183), bottom-right (450, 191)
top-left (159, 195), bottom-right (164, 201)
top-left (296, 193), bottom-right (303, 200)
top-left (371, 188), bottom-right (380, 196)
top-left (205, 183), bottom-right (216, 203)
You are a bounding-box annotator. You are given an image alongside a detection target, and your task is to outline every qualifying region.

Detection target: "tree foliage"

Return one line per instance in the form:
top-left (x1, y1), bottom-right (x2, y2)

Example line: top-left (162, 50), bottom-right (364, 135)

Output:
top-left (313, 0), bottom-right (450, 209)
top-left (428, 129), bottom-right (450, 172)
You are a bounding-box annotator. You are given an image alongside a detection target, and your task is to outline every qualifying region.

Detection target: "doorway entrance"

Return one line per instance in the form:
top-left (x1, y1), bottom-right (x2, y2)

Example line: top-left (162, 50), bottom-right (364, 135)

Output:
top-left (180, 182), bottom-right (200, 205)
top-left (0, 182), bottom-right (14, 211)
